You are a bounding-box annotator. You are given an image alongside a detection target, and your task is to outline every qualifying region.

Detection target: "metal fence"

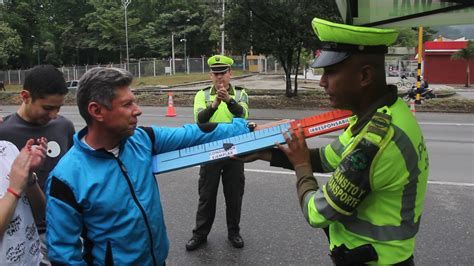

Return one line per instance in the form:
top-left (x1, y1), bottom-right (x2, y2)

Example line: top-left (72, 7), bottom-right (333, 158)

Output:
top-left (0, 56), bottom-right (286, 85)
top-left (0, 57), bottom-right (418, 85)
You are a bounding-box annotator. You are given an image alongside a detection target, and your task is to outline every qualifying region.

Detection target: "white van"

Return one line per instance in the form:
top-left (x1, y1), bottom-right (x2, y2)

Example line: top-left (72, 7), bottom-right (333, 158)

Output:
top-left (66, 80), bottom-right (79, 94)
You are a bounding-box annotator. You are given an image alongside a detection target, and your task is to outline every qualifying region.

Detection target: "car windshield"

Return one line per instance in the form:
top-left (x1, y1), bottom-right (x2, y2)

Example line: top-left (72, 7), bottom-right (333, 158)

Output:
top-left (66, 81), bottom-right (78, 88)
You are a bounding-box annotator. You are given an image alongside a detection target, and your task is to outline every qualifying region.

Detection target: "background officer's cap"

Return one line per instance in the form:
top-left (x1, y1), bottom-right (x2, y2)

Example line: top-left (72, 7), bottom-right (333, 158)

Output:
top-left (207, 55), bottom-right (234, 73)
top-left (311, 18), bottom-right (399, 68)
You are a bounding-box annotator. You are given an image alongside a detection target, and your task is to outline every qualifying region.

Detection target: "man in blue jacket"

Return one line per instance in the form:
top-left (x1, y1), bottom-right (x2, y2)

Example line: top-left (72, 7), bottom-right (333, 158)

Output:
top-left (45, 67), bottom-right (255, 265)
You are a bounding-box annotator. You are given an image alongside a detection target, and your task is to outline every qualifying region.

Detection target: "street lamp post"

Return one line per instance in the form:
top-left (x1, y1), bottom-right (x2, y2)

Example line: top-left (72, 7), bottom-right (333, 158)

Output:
top-left (122, 0), bottom-right (131, 70)
top-left (221, 0), bottom-right (225, 55)
top-left (180, 38), bottom-right (187, 74)
top-left (171, 33), bottom-right (175, 75)
top-left (31, 35), bottom-right (40, 65)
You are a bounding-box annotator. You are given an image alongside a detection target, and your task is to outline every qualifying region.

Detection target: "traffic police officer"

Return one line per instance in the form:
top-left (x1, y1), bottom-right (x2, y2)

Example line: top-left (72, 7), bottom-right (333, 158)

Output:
top-left (239, 18), bottom-right (429, 265)
top-left (186, 55), bottom-right (250, 251)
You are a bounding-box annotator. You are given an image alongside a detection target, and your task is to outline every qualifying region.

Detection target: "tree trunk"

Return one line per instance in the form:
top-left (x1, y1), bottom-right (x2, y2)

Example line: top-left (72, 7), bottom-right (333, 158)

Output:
top-left (294, 73), bottom-right (298, 96)
top-left (285, 72), bottom-right (293, 97)
top-left (293, 44), bottom-right (302, 97)
top-left (286, 50), bottom-right (294, 97)
top-left (280, 54), bottom-right (293, 97)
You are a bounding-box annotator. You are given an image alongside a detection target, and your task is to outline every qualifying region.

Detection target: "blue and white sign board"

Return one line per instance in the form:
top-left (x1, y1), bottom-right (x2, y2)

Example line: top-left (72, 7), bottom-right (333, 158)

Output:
top-left (152, 122), bottom-right (291, 174)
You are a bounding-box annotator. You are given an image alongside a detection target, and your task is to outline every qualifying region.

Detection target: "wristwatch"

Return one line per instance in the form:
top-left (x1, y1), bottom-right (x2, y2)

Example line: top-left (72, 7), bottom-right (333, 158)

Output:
top-left (247, 122), bottom-right (257, 132)
top-left (27, 172), bottom-right (38, 187)
top-left (227, 98), bottom-right (237, 106)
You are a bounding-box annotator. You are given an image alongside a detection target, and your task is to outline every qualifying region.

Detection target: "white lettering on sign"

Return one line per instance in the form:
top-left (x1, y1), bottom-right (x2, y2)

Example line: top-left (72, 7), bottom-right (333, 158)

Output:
top-left (308, 118), bottom-right (350, 134)
top-left (209, 146), bottom-right (237, 160)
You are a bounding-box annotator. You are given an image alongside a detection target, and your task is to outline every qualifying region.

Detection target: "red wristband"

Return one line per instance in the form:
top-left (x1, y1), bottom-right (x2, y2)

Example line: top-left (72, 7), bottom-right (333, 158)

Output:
top-left (7, 188), bottom-right (21, 199)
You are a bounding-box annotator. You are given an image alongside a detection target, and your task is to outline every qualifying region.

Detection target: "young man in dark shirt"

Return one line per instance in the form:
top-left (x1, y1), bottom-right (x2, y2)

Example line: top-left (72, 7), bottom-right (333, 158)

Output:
top-left (0, 65), bottom-right (75, 265)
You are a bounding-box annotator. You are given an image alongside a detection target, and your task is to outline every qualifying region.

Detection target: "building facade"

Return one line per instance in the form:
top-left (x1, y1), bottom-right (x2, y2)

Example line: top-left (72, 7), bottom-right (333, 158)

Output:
top-left (424, 40), bottom-right (474, 85)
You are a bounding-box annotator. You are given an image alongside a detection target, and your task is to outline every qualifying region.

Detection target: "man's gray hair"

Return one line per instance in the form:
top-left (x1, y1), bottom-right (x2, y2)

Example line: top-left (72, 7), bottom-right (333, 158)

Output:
top-left (77, 67), bottom-right (133, 125)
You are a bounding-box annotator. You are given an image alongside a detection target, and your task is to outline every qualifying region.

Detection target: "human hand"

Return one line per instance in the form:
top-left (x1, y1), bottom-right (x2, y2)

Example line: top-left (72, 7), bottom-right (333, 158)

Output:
top-left (211, 97), bottom-right (221, 109)
top-left (231, 150), bottom-right (272, 163)
top-left (30, 137), bottom-right (47, 170)
top-left (216, 84), bottom-right (231, 102)
top-left (276, 124), bottom-right (311, 168)
top-left (8, 141), bottom-right (35, 194)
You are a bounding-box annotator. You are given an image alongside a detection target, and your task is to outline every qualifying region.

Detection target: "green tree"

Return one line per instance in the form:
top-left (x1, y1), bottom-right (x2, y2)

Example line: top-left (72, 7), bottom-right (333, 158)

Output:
top-left (0, 0), bottom-right (226, 67)
top-left (227, 0), bottom-right (340, 97)
top-left (451, 40), bottom-right (474, 87)
top-left (43, 0), bottom-right (94, 66)
top-left (141, 10), bottom-right (205, 57)
top-left (1, 1), bottom-right (43, 67)
top-left (0, 21), bottom-right (22, 67)
top-left (394, 27), bottom-right (438, 47)
top-left (395, 29), bottom-right (418, 47)
top-left (79, 1), bottom-right (140, 64)
top-left (139, 2), bottom-right (218, 58)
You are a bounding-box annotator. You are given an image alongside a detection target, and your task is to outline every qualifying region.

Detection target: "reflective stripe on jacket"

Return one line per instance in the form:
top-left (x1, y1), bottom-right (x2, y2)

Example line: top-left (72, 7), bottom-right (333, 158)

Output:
top-left (193, 85), bottom-right (249, 123)
top-left (303, 98), bottom-right (429, 265)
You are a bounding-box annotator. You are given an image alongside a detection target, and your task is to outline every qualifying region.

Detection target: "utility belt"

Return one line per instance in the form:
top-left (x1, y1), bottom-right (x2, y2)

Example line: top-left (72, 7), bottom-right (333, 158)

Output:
top-left (330, 244), bottom-right (378, 266)
top-left (330, 244), bottom-right (414, 266)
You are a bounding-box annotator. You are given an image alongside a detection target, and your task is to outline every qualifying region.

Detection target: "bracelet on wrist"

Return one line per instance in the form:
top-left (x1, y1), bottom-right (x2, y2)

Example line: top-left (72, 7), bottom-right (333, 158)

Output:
top-left (7, 187), bottom-right (21, 199)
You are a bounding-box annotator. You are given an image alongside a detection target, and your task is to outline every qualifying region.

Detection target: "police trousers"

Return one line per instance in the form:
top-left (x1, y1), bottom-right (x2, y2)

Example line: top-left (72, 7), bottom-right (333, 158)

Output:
top-left (192, 160), bottom-right (245, 238)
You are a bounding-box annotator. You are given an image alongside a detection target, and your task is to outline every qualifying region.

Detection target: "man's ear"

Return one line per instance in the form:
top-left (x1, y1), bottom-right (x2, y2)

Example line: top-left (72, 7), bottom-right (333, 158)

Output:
top-left (20, 90), bottom-right (32, 103)
top-left (359, 64), bottom-right (375, 87)
top-left (88, 102), bottom-right (105, 122)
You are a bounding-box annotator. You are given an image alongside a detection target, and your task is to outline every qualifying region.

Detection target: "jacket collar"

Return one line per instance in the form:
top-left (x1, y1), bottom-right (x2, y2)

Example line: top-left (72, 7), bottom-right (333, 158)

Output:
top-left (351, 85), bottom-right (398, 135)
top-left (74, 127), bottom-right (126, 158)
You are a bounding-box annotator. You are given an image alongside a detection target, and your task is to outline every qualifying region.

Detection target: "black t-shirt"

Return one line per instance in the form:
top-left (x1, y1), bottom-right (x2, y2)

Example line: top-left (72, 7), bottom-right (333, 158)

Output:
top-left (0, 113), bottom-right (75, 189)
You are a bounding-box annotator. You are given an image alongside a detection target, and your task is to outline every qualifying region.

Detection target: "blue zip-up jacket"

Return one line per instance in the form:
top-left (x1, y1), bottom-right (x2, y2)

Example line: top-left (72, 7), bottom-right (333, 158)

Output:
top-left (45, 119), bottom-right (250, 265)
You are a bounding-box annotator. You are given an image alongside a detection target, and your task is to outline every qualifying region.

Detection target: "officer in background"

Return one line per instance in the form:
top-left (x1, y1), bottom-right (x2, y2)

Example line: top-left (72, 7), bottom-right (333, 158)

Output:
top-left (237, 18), bottom-right (428, 265)
top-left (186, 55), bottom-right (250, 251)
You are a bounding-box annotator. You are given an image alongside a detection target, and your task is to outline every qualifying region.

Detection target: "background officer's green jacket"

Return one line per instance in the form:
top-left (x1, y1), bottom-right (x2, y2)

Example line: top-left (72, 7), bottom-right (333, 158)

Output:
top-left (193, 85), bottom-right (249, 123)
top-left (299, 98), bottom-right (429, 264)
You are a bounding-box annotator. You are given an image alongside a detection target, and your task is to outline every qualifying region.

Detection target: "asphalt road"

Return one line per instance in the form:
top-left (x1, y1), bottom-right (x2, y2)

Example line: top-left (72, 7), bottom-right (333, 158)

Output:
top-left (0, 105), bottom-right (472, 265)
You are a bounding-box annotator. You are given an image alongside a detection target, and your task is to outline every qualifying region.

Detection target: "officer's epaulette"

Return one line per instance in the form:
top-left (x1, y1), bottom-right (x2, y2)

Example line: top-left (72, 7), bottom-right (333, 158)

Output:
top-left (233, 86), bottom-right (246, 91)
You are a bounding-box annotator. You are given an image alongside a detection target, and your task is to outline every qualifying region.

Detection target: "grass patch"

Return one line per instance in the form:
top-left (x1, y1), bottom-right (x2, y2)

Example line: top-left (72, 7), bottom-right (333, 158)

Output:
top-left (4, 71), bottom-right (248, 91)
top-left (4, 84), bottom-right (23, 92)
top-left (132, 70), bottom-right (247, 87)
top-left (417, 98), bottom-right (474, 113)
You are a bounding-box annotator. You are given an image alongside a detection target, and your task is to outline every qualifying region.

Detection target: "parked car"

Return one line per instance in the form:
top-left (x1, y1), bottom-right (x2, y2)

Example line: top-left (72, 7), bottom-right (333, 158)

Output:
top-left (66, 80), bottom-right (79, 94)
top-left (388, 69), bottom-right (400, 77)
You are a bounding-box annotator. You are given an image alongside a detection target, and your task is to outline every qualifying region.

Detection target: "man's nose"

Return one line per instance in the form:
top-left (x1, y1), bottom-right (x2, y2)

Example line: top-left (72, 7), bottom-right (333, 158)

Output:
top-left (134, 104), bottom-right (142, 116)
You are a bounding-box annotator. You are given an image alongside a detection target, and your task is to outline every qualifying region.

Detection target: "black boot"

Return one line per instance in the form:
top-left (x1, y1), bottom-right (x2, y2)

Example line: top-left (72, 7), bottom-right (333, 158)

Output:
top-left (228, 234), bottom-right (244, 248)
top-left (185, 236), bottom-right (207, 251)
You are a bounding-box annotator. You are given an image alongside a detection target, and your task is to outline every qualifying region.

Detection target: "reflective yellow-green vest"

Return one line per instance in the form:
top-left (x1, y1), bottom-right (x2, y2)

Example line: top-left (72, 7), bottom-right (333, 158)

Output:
top-left (193, 85), bottom-right (249, 123)
top-left (303, 98), bottom-right (429, 265)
